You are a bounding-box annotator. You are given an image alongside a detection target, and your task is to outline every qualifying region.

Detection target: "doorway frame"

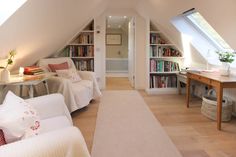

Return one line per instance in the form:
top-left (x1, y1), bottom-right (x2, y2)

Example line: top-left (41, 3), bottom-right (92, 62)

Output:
top-left (104, 15), bottom-right (137, 89)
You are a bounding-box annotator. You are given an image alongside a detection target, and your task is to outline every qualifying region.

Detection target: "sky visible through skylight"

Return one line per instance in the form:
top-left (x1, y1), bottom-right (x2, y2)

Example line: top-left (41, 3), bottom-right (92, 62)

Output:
top-left (0, 0), bottom-right (27, 26)
top-left (186, 12), bottom-right (233, 51)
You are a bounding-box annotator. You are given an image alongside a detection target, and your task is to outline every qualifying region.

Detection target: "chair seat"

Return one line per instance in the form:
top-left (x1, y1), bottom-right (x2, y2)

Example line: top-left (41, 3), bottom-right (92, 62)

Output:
top-left (71, 80), bottom-right (93, 109)
top-left (40, 116), bottom-right (71, 134)
top-left (37, 57), bottom-right (102, 112)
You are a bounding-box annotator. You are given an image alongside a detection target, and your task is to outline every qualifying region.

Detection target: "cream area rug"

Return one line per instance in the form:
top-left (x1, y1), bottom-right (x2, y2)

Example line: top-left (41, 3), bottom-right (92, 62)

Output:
top-left (91, 90), bottom-right (182, 157)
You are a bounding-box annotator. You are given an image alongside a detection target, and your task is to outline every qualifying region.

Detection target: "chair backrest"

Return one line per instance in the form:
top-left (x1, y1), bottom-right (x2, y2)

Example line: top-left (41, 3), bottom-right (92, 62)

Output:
top-left (37, 57), bottom-right (76, 72)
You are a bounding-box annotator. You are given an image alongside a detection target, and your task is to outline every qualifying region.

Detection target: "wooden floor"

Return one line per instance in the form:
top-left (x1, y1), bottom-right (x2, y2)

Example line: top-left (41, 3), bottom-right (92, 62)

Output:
top-left (105, 77), bottom-right (133, 90)
top-left (72, 77), bottom-right (236, 157)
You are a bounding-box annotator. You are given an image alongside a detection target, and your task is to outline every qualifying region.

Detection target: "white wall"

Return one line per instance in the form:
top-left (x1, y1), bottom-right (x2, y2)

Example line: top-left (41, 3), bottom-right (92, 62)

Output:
top-left (106, 28), bottom-right (128, 58)
top-left (94, 14), bottom-right (106, 89)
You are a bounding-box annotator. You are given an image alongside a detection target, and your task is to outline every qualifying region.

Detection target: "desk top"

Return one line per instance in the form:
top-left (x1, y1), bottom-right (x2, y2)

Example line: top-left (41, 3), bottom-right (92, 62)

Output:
top-left (188, 71), bottom-right (236, 83)
top-left (0, 72), bottom-right (56, 86)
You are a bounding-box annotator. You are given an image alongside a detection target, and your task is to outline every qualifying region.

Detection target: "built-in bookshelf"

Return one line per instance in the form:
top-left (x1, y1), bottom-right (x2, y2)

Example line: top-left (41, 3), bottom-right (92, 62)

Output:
top-left (61, 20), bottom-right (95, 71)
top-left (146, 21), bottom-right (183, 94)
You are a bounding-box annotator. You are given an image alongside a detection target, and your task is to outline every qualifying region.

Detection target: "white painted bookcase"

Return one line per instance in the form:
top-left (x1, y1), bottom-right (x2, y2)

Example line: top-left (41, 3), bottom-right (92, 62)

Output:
top-left (146, 21), bottom-right (184, 94)
top-left (61, 20), bottom-right (95, 71)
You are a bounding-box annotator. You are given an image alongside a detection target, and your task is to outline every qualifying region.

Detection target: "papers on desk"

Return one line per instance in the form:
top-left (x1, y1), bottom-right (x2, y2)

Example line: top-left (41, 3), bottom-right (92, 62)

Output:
top-left (179, 71), bottom-right (187, 75)
top-left (202, 69), bottom-right (219, 73)
top-left (185, 68), bottom-right (219, 74)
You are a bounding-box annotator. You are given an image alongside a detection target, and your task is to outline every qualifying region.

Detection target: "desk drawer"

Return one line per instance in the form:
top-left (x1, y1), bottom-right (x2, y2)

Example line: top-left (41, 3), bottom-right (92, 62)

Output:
top-left (188, 73), bottom-right (217, 86)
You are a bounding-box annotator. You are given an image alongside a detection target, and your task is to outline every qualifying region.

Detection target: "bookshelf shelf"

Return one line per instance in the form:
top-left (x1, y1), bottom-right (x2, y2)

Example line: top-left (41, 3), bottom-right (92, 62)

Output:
top-left (146, 88), bottom-right (178, 94)
top-left (71, 57), bottom-right (94, 59)
top-left (150, 31), bottom-right (161, 34)
top-left (147, 21), bottom-right (183, 94)
top-left (150, 57), bottom-right (184, 59)
top-left (80, 30), bottom-right (94, 33)
top-left (69, 44), bottom-right (94, 46)
top-left (150, 44), bottom-right (175, 46)
top-left (150, 71), bottom-right (179, 74)
top-left (60, 20), bottom-right (95, 71)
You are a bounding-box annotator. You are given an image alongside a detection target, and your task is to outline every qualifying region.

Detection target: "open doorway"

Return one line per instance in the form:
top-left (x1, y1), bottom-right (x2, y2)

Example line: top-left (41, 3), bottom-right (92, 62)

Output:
top-left (105, 16), bottom-right (135, 90)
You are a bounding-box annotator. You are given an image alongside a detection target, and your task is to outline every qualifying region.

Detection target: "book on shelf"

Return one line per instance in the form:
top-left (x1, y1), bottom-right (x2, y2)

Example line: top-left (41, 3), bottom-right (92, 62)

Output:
top-left (150, 74), bottom-right (177, 88)
top-left (69, 45), bottom-right (94, 57)
top-left (150, 46), bottom-right (181, 57)
top-left (73, 59), bottom-right (94, 71)
top-left (150, 60), bottom-right (179, 72)
top-left (150, 33), bottom-right (166, 44)
top-left (77, 33), bottom-right (93, 44)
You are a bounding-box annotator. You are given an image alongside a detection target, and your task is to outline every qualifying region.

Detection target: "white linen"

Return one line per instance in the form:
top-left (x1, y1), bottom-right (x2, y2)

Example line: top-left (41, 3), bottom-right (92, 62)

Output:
top-left (56, 68), bottom-right (82, 82)
top-left (78, 71), bottom-right (101, 99)
top-left (40, 116), bottom-right (71, 133)
top-left (0, 91), bottom-right (40, 143)
top-left (37, 57), bottom-right (102, 112)
top-left (0, 94), bottom-right (90, 157)
top-left (27, 93), bottom-right (72, 123)
top-left (0, 127), bottom-right (90, 157)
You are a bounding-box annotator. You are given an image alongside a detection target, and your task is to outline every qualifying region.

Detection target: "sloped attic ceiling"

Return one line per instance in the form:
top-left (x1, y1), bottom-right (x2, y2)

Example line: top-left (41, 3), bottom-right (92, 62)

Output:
top-left (0, 0), bottom-right (108, 69)
top-left (0, 0), bottom-right (235, 69)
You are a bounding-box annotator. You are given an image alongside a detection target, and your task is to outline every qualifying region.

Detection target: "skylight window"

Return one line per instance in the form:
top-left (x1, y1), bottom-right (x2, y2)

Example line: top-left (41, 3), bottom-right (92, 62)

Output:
top-left (184, 10), bottom-right (234, 52)
top-left (0, 0), bottom-right (27, 26)
top-left (171, 9), bottom-right (236, 67)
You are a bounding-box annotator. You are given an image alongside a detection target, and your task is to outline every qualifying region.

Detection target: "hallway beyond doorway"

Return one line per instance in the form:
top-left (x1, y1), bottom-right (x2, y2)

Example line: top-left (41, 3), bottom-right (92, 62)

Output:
top-left (106, 77), bottom-right (133, 90)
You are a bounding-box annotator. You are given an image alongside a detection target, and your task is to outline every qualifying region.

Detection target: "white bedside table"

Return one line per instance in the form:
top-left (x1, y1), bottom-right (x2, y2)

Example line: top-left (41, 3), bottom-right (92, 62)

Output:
top-left (0, 72), bottom-right (56, 98)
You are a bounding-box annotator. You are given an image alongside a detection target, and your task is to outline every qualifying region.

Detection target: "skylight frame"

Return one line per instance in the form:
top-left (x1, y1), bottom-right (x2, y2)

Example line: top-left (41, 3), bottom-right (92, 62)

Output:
top-left (183, 9), bottom-right (234, 52)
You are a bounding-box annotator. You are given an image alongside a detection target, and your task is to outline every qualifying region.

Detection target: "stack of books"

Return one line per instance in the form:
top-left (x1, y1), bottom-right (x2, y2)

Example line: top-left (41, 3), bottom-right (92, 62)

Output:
top-left (150, 75), bottom-right (177, 88)
top-left (24, 66), bottom-right (44, 75)
top-left (150, 60), bottom-right (179, 72)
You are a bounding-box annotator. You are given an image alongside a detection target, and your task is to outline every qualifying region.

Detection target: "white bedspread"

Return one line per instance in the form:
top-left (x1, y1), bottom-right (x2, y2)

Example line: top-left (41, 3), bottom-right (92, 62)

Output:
top-left (0, 127), bottom-right (90, 157)
top-left (46, 71), bottom-right (101, 112)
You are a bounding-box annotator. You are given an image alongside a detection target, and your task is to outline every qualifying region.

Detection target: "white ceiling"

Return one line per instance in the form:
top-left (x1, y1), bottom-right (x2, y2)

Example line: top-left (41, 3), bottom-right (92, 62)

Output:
top-left (106, 16), bottom-right (130, 29)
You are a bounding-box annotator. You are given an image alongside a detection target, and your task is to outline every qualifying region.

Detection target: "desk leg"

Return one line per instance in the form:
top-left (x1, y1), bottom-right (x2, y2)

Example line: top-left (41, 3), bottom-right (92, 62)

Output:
top-left (216, 84), bottom-right (223, 130)
top-left (19, 85), bottom-right (23, 97)
top-left (43, 80), bottom-right (49, 94)
top-left (29, 85), bottom-right (34, 98)
top-left (177, 79), bottom-right (181, 95)
top-left (186, 77), bottom-right (191, 108)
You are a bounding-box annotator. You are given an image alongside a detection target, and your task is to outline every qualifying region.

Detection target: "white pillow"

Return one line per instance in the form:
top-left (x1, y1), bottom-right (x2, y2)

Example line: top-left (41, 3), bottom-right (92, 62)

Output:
top-left (56, 68), bottom-right (82, 82)
top-left (0, 91), bottom-right (40, 143)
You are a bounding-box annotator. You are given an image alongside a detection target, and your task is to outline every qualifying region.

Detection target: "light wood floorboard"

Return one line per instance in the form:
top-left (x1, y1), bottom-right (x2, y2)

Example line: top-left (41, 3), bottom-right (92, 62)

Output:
top-left (105, 77), bottom-right (133, 90)
top-left (72, 77), bottom-right (236, 157)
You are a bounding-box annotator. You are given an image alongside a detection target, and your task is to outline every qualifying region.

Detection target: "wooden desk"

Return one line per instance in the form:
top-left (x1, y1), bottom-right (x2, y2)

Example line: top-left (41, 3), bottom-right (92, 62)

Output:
top-left (0, 73), bottom-right (56, 98)
top-left (186, 71), bottom-right (236, 130)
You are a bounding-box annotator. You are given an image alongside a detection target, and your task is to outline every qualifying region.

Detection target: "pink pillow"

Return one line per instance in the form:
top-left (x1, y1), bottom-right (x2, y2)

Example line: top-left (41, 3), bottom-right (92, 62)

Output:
top-left (0, 129), bottom-right (6, 146)
top-left (48, 62), bottom-right (69, 72)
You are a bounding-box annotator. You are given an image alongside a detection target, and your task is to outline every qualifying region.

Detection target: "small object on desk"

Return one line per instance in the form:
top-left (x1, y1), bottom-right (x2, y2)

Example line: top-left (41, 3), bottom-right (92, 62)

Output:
top-left (24, 66), bottom-right (44, 75)
top-left (179, 71), bottom-right (187, 75)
